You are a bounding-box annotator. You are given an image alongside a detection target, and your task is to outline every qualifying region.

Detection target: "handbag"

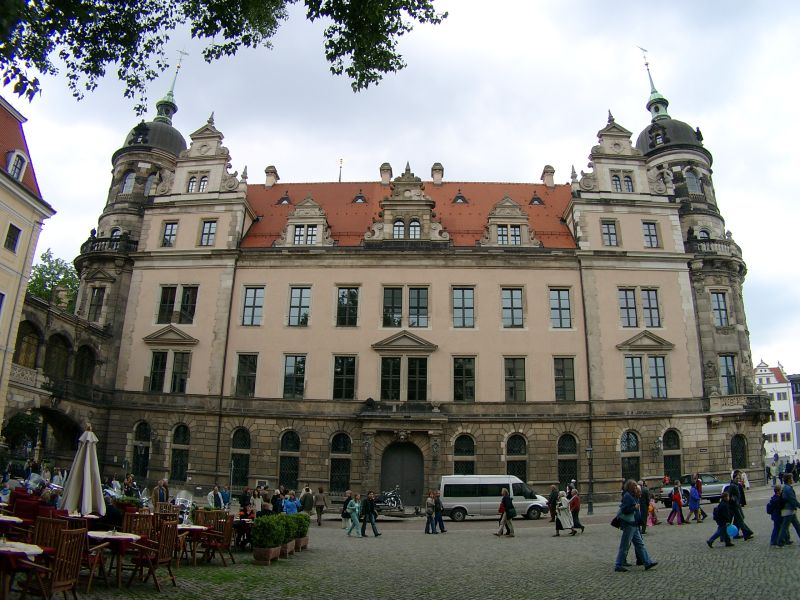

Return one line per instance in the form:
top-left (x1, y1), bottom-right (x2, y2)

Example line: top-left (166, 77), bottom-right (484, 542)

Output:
top-left (507, 507), bottom-right (517, 519)
top-left (610, 515), bottom-right (621, 529)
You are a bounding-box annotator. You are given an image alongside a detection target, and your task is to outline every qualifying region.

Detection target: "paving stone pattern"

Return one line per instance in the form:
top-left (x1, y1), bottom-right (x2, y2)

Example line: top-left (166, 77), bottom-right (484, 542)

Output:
top-left (86, 487), bottom-right (793, 600)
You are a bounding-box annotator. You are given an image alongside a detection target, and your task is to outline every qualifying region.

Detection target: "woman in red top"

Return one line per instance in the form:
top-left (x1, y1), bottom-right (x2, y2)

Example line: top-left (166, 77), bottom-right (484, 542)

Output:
top-left (666, 483), bottom-right (685, 524)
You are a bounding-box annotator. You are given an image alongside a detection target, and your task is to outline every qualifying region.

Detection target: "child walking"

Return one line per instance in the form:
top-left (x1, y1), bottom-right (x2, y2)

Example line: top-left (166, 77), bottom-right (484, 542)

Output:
top-left (706, 491), bottom-right (733, 548)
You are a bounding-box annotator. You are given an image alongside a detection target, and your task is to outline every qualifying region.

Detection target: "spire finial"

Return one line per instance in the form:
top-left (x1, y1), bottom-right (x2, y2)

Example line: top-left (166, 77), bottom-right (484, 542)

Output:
top-left (208, 111), bottom-right (215, 125)
top-left (607, 110), bottom-right (615, 124)
top-left (154, 50), bottom-right (188, 125)
top-left (637, 46), bottom-right (670, 122)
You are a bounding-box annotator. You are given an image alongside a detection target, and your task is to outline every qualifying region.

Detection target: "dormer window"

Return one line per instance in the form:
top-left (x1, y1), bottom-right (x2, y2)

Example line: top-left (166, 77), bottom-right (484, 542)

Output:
top-left (685, 170), bottom-right (702, 195)
top-left (198, 176), bottom-right (208, 193)
top-left (655, 133), bottom-right (664, 145)
top-left (121, 171), bottom-right (135, 194)
top-left (187, 176), bottom-right (197, 193)
top-left (453, 191), bottom-right (467, 204)
top-left (409, 220), bottom-right (421, 240)
top-left (278, 193), bottom-right (291, 205)
top-left (393, 220), bottom-right (405, 239)
top-left (353, 191), bottom-right (366, 203)
top-left (611, 175), bottom-right (622, 192)
top-left (624, 176), bottom-right (634, 193)
top-left (293, 225), bottom-right (317, 245)
top-left (8, 153), bottom-right (26, 181)
top-left (497, 225), bottom-right (522, 245)
top-left (530, 194), bottom-right (543, 205)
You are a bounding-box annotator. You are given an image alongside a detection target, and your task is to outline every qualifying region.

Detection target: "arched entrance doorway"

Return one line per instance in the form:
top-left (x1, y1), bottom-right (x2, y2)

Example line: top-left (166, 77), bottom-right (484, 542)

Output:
top-left (380, 442), bottom-right (424, 508)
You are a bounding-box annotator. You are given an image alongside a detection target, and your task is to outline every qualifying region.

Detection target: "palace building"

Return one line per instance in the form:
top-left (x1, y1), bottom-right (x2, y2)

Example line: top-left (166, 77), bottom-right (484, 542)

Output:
top-left (5, 76), bottom-right (770, 505)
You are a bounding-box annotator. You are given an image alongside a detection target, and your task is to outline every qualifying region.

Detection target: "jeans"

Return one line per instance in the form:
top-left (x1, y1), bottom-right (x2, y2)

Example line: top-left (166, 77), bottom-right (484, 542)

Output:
top-left (347, 513), bottom-right (361, 536)
top-left (730, 504), bottom-right (753, 537)
top-left (615, 523), bottom-right (652, 568)
top-left (777, 513), bottom-right (800, 546)
top-left (770, 520), bottom-right (783, 545)
top-left (435, 512), bottom-right (447, 532)
top-left (361, 512), bottom-right (380, 536)
top-left (708, 523), bottom-right (731, 545)
top-left (424, 514), bottom-right (437, 533)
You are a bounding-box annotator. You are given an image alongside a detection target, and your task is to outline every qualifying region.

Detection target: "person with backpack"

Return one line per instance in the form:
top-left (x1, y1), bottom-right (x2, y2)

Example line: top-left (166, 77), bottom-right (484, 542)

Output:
top-left (667, 482), bottom-right (685, 524)
top-left (727, 470), bottom-right (753, 540)
top-left (766, 484), bottom-right (784, 546)
top-left (706, 490), bottom-right (734, 548)
top-left (776, 473), bottom-right (800, 548)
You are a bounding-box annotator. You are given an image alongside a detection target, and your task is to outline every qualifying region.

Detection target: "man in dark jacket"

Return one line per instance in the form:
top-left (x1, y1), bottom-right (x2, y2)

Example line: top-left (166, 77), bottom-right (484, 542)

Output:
top-left (433, 490), bottom-right (448, 533)
top-left (706, 490), bottom-right (734, 547)
top-left (639, 480), bottom-right (650, 534)
top-left (727, 470), bottom-right (753, 539)
top-left (614, 480), bottom-right (656, 572)
top-left (547, 485), bottom-right (558, 522)
top-left (360, 490), bottom-right (381, 537)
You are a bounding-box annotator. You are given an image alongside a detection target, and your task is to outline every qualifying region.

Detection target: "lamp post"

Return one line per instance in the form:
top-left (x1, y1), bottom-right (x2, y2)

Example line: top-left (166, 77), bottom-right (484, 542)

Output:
top-left (585, 446), bottom-right (594, 515)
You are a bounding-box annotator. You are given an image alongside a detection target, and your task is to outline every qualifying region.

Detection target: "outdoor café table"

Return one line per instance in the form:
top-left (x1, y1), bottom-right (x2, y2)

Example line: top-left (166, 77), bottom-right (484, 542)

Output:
top-left (176, 525), bottom-right (207, 566)
top-left (0, 516), bottom-right (23, 539)
top-left (233, 518), bottom-right (253, 550)
top-left (0, 540), bottom-right (42, 600)
top-left (87, 530), bottom-right (140, 588)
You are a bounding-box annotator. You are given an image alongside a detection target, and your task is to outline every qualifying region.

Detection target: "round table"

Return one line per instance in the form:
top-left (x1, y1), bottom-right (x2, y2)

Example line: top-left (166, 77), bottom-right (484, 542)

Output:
top-left (0, 541), bottom-right (42, 600)
top-left (0, 517), bottom-right (22, 525)
top-left (87, 531), bottom-right (140, 588)
top-left (176, 525), bottom-right (207, 566)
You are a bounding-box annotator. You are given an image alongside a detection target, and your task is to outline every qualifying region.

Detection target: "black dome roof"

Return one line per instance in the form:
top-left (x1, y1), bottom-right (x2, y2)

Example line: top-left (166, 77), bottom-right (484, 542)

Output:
top-left (635, 117), bottom-right (709, 160)
top-left (119, 119), bottom-right (187, 157)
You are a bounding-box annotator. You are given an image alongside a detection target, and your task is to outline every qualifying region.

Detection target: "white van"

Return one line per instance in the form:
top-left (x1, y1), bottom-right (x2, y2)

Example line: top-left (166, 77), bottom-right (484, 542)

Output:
top-left (439, 475), bottom-right (549, 521)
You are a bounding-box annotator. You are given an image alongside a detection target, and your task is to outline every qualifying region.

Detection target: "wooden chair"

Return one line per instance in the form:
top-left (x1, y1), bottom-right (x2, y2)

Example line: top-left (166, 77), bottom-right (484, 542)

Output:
top-left (126, 519), bottom-right (178, 592)
top-left (200, 515), bottom-right (235, 566)
top-left (64, 517), bottom-right (87, 531)
top-left (156, 503), bottom-right (179, 515)
top-left (122, 512), bottom-right (153, 539)
top-left (193, 509), bottom-right (224, 528)
top-left (31, 516), bottom-right (68, 558)
top-left (80, 535), bottom-right (110, 593)
top-left (17, 527), bottom-right (86, 600)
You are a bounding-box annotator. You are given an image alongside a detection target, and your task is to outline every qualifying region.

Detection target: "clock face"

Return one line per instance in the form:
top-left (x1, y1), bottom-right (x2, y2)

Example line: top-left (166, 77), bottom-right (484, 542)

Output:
top-left (198, 143), bottom-right (210, 155)
top-left (612, 142), bottom-right (623, 153)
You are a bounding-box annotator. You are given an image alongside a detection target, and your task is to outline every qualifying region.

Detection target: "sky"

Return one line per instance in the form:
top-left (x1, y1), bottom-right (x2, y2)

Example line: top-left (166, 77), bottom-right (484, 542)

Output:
top-left (6, 1), bottom-right (800, 374)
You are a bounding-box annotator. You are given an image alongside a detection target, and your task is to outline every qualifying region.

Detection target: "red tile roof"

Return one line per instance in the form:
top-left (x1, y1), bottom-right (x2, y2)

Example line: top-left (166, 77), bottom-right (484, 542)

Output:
top-left (770, 368), bottom-right (788, 384)
top-left (242, 181), bottom-right (575, 248)
top-left (0, 97), bottom-right (42, 198)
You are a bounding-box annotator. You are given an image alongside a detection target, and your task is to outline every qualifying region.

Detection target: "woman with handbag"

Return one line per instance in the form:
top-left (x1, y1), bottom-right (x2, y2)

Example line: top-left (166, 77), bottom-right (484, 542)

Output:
top-left (495, 488), bottom-right (516, 537)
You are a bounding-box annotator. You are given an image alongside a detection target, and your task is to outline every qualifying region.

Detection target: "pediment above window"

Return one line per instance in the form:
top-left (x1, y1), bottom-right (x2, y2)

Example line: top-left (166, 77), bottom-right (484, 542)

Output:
top-left (143, 325), bottom-right (199, 346)
top-left (83, 268), bottom-right (116, 283)
top-left (371, 330), bottom-right (438, 353)
top-left (273, 195), bottom-right (334, 247)
top-left (616, 330), bottom-right (675, 352)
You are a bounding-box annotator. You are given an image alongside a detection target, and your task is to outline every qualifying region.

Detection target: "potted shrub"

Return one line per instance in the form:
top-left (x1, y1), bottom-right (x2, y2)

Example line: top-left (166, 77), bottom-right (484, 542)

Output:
top-left (251, 515), bottom-right (284, 565)
top-left (114, 495), bottom-right (142, 512)
top-left (278, 513), bottom-right (296, 558)
top-left (293, 513), bottom-right (311, 551)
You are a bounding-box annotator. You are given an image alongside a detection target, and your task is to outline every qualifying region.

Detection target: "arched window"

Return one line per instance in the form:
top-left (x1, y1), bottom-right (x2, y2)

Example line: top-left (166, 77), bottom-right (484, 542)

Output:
top-left (698, 229), bottom-right (710, 239)
top-left (329, 433), bottom-right (351, 492)
top-left (623, 176), bottom-right (634, 192)
top-left (230, 427), bottom-right (251, 487)
top-left (654, 133), bottom-right (664, 145)
top-left (557, 434), bottom-right (578, 489)
top-left (171, 424), bottom-right (190, 482)
top-left (393, 219), bottom-right (405, 239)
top-left (506, 434), bottom-right (527, 481)
top-left (453, 434), bottom-right (475, 475)
top-left (13, 321), bottom-right (40, 368)
top-left (121, 171), bottom-right (135, 194)
top-left (662, 429), bottom-right (682, 482)
top-left (620, 430), bottom-right (640, 481)
top-left (73, 346), bottom-right (96, 391)
top-left (132, 421), bottom-right (151, 478)
top-left (144, 174), bottom-right (157, 196)
top-left (279, 431), bottom-right (301, 490)
top-left (611, 175), bottom-right (622, 192)
top-left (408, 219), bottom-right (421, 240)
top-left (198, 176), bottom-right (208, 193)
top-left (110, 228), bottom-right (121, 250)
top-left (43, 334), bottom-right (70, 380)
top-left (685, 171), bottom-right (702, 195)
top-left (187, 176), bottom-right (197, 193)
top-left (731, 434), bottom-right (748, 470)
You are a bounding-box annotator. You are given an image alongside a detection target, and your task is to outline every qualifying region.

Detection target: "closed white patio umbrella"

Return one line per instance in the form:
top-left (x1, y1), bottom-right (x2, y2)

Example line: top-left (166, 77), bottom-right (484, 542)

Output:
top-left (59, 424), bottom-right (106, 516)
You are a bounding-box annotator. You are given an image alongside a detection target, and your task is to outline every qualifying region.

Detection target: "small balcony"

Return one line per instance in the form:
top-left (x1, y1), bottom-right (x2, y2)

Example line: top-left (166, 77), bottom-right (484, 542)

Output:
top-left (79, 235), bottom-right (139, 255)
top-left (685, 238), bottom-right (742, 258)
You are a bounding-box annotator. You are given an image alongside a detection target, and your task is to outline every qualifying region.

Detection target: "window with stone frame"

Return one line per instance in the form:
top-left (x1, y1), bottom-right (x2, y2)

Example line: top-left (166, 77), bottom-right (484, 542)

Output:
top-left (231, 428), bottom-right (251, 487)
top-left (453, 434), bottom-right (475, 475)
top-left (711, 291), bottom-right (729, 327)
top-left (624, 176), bottom-right (634, 193)
top-left (132, 421), bottom-right (151, 478)
top-left (279, 431), bottom-right (300, 490)
top-left (554, 357), bottom-right (575, 401)
top-left (87, 287), bottom-right (105, 322)
top-left (157, 286), bottom-right (177, 323)
top-left (408, 219), bottom-right (421, 240)
top-left (235, 354), bottom-right (258, 397)
top-left (170, 424), bottom-right (190, 482)
top-left (452, 287), bottom-right (475, 328)
top-left (162, 222), bottom-right (178, 247)
top-left (4, 224), bottom-right (21, 252)
top-left (149, 351), bottom-right (167, 392)
top-left (393, 220), bottom-right (405, 239)
top-left (506, 434), bottom-right (527, 481)
top-left (649, 356), bottom-right (668, 398)
top-left (453, 357), bottom-right (475, 403)
top-left (336, 287), bottom-right (359, 327)
top-left (288, 286), bottom-right (311, 326)
top-left (641, 288), bottom-right (661, 327)
top-left (170, 351), bottom-right (191, 393)
top-left (198, 176), bottom-right (208, 193)
top-left (557, 434), bottom-right (578, 490)
top-left (718, 354), bottom-right (738, 395)
top-left (407, 357), bottom-right (427, 401)
top-left (624, 356), bottom-right (644, 399)
top-left (199, 220), bottom-right (216, 246)
top-left (549, 288), bottom-right (571, 328)
top-left (611, 174), bottom-right (622, 192)
top-left (333, 355), bottom-right (356, 400)
top-left (685, 170), bottom-right (702, 195)
top-left (620, 430), bottom-right (641, 481)
top-left (601, 220), bottom-right (619, 247)
top-left (242, 286), bottom-right (264, 326)
top-left (662, 429), bottom-right (681, 482)
top-left (186, 176), bottom-right (197, 193)
top-left (501, 288), bottom-right (524, 328)
top-left (8, 153), bottom-right (26, 180)
top-left (408, 287), bottom-right (429, 327)
top-left (504, 357), bottom-right (526, 403)
top-left (121, 171), bottom-right (135, 194)
top-left (382, 287), bottom-right (402, 327)
top-left (178, 286), bottom-right (198, 324)
top-left (618, 288), bottom-right (638, 327)
top-left (642, 222), bottom-right (660, 248)
top-left (283, 355), bottom-right (306, 399)
top-left (380, 357), bottom-right (401, 400)
top-left (13, 321), bottom-right (39, 368)
top-left (329, 433), bottom-right (352, 492)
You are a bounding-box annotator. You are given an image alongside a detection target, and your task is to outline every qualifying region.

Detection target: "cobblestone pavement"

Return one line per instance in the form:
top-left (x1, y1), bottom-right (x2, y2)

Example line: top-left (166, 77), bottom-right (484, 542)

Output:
top-left (77, 485), bottom-right (793, 600)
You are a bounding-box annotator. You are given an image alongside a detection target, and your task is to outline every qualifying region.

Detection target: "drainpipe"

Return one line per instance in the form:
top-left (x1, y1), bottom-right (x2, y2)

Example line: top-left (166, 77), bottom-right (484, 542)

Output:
top-left (577, 257), bottom-right (595, 514)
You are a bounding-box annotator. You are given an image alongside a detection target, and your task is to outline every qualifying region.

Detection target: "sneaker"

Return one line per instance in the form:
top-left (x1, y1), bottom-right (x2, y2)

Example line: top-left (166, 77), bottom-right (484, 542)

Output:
top-left (743, 534), bottom-right (754, 541)
top-left (644, 562), bottom-right (658, 571)
top-left (706, 541), bottom-right (713, 548)
top-left (614, 567), bottom-right (628, 572)
top-left (375, 533), bottom-right (382, 537)
top-left (725, 543), bottom-right (734, 547)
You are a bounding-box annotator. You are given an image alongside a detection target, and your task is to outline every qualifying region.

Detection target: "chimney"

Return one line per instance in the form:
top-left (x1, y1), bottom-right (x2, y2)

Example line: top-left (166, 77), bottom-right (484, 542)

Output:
top-left (380, 162), bottom-right (392, 186)
top-left (541, 165), bottom-right (555, 189)
top-left (265, 165), bottom-right (280, 188)
top-left (431, 162), bottom-right (444, 186)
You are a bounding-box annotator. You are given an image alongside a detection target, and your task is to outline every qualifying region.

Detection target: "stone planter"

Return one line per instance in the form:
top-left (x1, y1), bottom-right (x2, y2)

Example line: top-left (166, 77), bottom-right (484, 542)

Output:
top-left (294, 536), bottom-right (309, 552)
top-left (280, 542), bottom-right (295, 558)
top-left (252, 546), bottom-right (281, 565)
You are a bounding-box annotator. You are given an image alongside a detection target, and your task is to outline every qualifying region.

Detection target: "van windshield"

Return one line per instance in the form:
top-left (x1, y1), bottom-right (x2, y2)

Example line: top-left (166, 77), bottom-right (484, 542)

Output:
top-left (512, 482), bottom-right (534, 499)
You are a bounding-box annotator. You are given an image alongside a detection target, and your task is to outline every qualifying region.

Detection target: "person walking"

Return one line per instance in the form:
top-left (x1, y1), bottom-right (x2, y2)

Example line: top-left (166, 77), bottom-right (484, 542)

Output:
top-left (252, 486), bottom-right (264, 516)
top-left (776, 473), bottom-right (800, 547)
top-left (341, 490), bottom-right (352, 529)
top-left (300, 486), bottom-right (314, 515)
top-left (693, 476), bottom-right (708, 521)
top-left (706, 490), bottom-right (734, 548)
top-left (346, 493), bottom-right (362, 537)
top-left (433, 490), bottom-right (447, 533)
top-left (271, 488), bottom-right (284, 513)
top-left (639, 480), bottom-right (650, 534)
top-left (547, 485), bottom-right (558, 522)
top-left (284, 490), bottom-right (301, 514)
top-left (569, 487), bottom-right (584, 533)
top-left (495, 488), bottom-right (516, 537)
top-left (554, 490), bottom-right (574, 536)
top-left (614, 480), bottom-right (657, 571)
top-left (767, 484), bottom-right (785, 546)
top-left (687, 481), bottom-right (702, 523)
top-left (666, 482), bottom-right (685, 525)
top-left (727, 470), bottom-right (753, 540)
top-left (424, 490), bottom-right (438, 534)
top-left (360, 491), bottom-right (381, 537)
top-left (313, 486), bottom-right (329, 526)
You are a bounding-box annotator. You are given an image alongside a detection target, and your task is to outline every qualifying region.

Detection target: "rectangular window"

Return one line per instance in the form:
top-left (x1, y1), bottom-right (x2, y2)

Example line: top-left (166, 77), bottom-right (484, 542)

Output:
top-left (781, 433), bottom-right (792, 442)
top-left (288, 287), bottom-right (310, 326)
top-left (157, 286), bottom-right (177, 323)
top-left (409, 287), bottom-right (428, 327)
top-left (625, 356), bottom-right (644, 399)
top-left (306, 225), bottom-right (317, 244)
top-left (407, 357), bottom-right (427, 401)
top-left (641, 289), bottom-right (661, 327)
top-left (171, 352), bottom-right (191, 393)
top-left (380, 357), bottom-right (401, 400)
top-left (162, 222), bottom-right (177, 247)
top-left (497, 225), bottom-right (509, 245)
top-left (333, 355), bottom-right (356, 400)
top-left (87, 287), bottom-right (105, 322)
top-left (242, 286), bottom-right (264, 326)
top-left (178, 286), bottom-right (198, 324)
top-left (601, 221), bottom-right (618, 246)
top-left (453, 357), bottom-right (475, 403)
top-left (382, 287), bottom-right (402, 327)
top-left (649, 355), bottom-right (668, 398)
top-left (504, 357), bottom-right (526, 403)
top-left (549, 288), bottom-right (571, 328)
top-left (452, 287), bottom-right (474, 328)
top-left (719, 355), bottom-right (737, 395)
top-left (779, 412), bottom-right (790, 422)
top-left (199, 220), bottom-right (217, 246)
top-left (502, 288), bottom-right (524, 328)
top-left (711, 292), bottom-right (729, 327)
top-left (235, 354), bottom-right (258, 397)
top-left (618, 288), bottom-right (638, 327)
top-left (336, 287), bottom-right (359, 327)
top-left (283, 355), bottom-right (306, 399)
top-left (510, 225), bottom-right (521, 245)
top-left (149, 351), bottom-right (167, 392)
top-left (642, 222), bottom-right (659, 248)
top-left (4, 224), bottom-right (21, 252)
top-left (293, 225), bottom-right (304, 245)
top-left (554, 357), bottom-right (575, 401)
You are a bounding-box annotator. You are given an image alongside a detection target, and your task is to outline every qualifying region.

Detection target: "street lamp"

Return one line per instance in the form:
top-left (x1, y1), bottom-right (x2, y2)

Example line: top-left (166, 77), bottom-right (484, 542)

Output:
top-left (585, 446), bottom-right (594, 515)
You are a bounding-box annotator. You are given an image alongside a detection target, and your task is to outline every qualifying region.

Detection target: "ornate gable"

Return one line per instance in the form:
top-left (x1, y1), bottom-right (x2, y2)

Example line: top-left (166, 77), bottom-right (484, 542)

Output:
top-left (371, 330), bottom-right (438, 353)
top-left (480, 196), bottom-right (541, 247)
top-left (273, 196), bottom-right (334, 247)
top-left (143, 325), bottom-right (199, 346)
top-left (616, 330), bottom-right (675, 352)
